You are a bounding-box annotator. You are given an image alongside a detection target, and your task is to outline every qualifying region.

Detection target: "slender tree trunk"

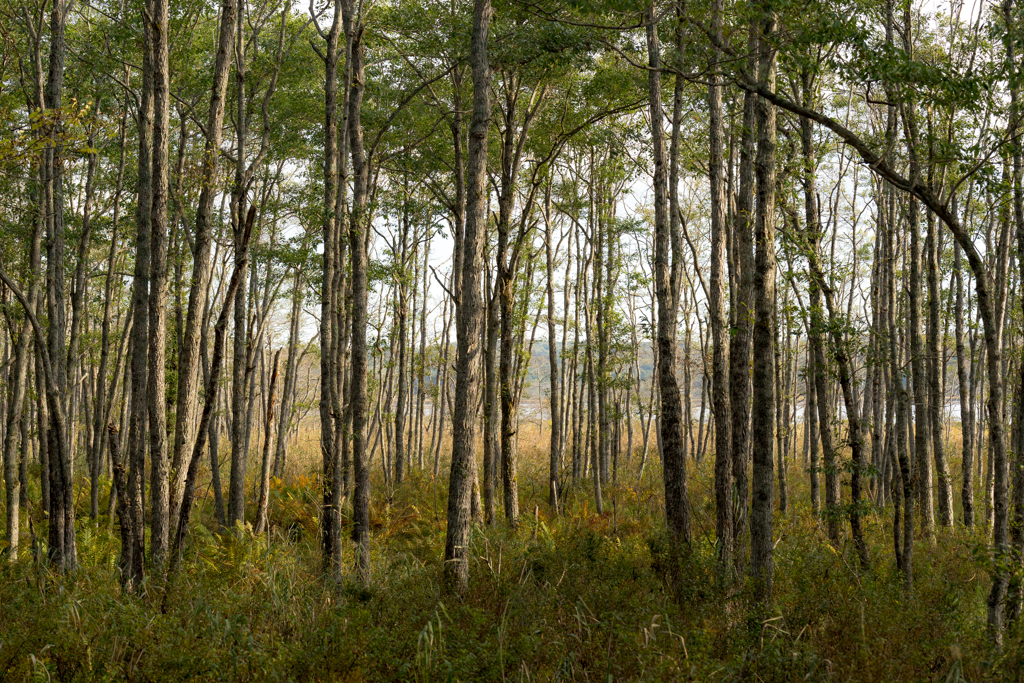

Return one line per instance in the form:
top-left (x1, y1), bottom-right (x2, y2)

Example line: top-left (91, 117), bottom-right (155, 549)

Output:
top-left (807, 354), bottom-right (819, 513)
top-left (3, 183), bottom-right (44, 561)
top-left (315, 0), bottom-right (343, 571)
top-left (172, 211), bottom-right (255, 569)
top-left (416, 239), bottom-right (430, 470)
top-left (169, 0), bottom-right (239, 533)
top-left (749, 0), bottom-right (778, 602)
top-left (254, 350), bottom-right (280, 534)
top-left (146, 0), bottom-right (172, 570)
top-left (1002, 0), bottom-right (1024, 631)
top-left (585, 261), bottom-right (602, 515)
top-left (926, 208), bottom-right (952, 527)
top-left (394, 197), bottom-right (410, 485)
top-left (954, 215), bottom-right (974, 527)
top-left (776, 316), bottom-right (789, 514)
top-left (646, 3), bottom-right (690, 545)
top-left (708, 0), bottom-right (733, 580)
top-left (443, 0), bottom-right (490, 594)
top-left (275, 270), bottom-right (302, 478)
top-left (729, 37), bottom-right (757, 567)
top-left (44, 0), bottom-right (76, 572)
top-left (483, 261), bottom-right (499, 525)
top-left (543, 185), bottom-right (561, 511)
top-left (91, 99), bottom-right (128, 520)
top-left (69, 105), bottom-right (99, 520)
top-left (343, 0), bottom-right (371, 581)
top-left (107, 426), bottom-right (134, 584)
top-left (804, 239), bottom-right (870, 569)
top-left (594, 181), bottom-right (607, 514)
top-left (227, 10), bottom-right (251, 531)
top-left (899, 6), bottom-right (934, 543)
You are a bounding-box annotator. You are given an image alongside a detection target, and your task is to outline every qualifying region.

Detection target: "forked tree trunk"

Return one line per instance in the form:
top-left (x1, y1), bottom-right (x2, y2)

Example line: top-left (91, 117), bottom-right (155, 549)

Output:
top-left (169, 0), bottom-right (239, 535)
top-left (172, 209), bottom-right (255, 570)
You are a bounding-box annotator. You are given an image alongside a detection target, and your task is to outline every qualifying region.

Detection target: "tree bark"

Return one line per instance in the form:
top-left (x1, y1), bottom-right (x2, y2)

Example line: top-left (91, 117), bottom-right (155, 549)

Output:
top-left (729, 35), bottom-right (758, 567)
top-left (708, 0), bottom-right (733, 580)
top-left (954, 238), bottom-right (974, 527)
top-left (443, 0), bottom-right (490, 594)
top-left (342, 0), bottom-right (371, 581)
top-left (254, 350), bottom-right (280, 534)
top-left (749, 0), bottom-right (778, 602)
top-left (926, 208), bottom-right (952, 527)
top-left (147, 0), bottom-right (172, 570)
top-left (169, 0), bottom-right (239, 534)
top-left (44, 0), bottom-right (76, 572)
top-left (646, 3), bottom-right (690, 545)
top-left (543, 184), bottom-right (561, 511)
top-left (3, 163), bottom-right (45, 562)
top-left (172, 209), bottom-right (255, 570)
top-left (227, 9), bottom-right (251, 531)
top-left (128, 0), bottom-right (154, 583)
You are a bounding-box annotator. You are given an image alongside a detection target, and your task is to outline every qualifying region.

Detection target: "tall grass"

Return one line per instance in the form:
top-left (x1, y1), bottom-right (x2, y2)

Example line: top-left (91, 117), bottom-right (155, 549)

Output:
top-left (0, 422), bottom-right (1019, 681)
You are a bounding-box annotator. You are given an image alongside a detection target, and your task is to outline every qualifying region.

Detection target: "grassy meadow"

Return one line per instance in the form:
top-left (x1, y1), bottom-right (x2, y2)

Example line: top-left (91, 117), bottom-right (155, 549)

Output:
top-left (0, 422), bottom-right (1020, 682)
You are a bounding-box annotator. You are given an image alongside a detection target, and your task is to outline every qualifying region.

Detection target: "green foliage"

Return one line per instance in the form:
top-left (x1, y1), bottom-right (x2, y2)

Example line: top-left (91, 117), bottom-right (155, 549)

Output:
top-left (0, 452), bottom-right (1008, 682)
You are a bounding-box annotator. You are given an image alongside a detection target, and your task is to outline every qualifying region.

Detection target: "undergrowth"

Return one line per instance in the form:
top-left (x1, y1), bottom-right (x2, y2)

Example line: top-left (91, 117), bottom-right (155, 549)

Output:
top-left (0, 444), bottom-right (1020, 681)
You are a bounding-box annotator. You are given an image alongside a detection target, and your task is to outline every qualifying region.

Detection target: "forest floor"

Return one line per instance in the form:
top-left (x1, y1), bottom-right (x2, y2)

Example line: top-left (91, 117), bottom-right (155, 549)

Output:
top-left (0, 434), bottom-right (1020, 682)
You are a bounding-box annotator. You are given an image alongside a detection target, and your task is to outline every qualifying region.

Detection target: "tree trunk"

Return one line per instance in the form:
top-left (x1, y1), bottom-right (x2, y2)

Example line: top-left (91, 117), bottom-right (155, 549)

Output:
top-left (254, 350), bottom-right (280, 534)
top-left (107, 426), bottom-right (134, 585)
top-left (729, 37), bottom-right (757, 568)
top-left (44, 0), bottom-right (76, 572)
top-left (543, 184), bottom-right (561, 511)
top-left (394, 193), bottom-right (410, 485)
top-left (806, 354), bottom-right (819, 513)
top-left (314, 0), bottom-right (343, 570)
top-left (343, 0), bottom-right (371, 581)
top-left (708, 0), bottom-right (733, 580)
top-left (646, 3), bottom-right (690, 545)
top-left (146, 0), bottom-right (172, 570)
top-left (926, 208), bottom-right (952, 527)
top-left (168, 0), bottom-right (239, 534)
top-left (3, 186), bottom-right (44, 561)
top-left (227, 10), bottom-right (251, 531)
top-left (443, 0), bottom-right (490, 595)
top-left (91, 100), bottom-right (128, 521)
top-left (172, 210), bottom-right (255, 569)
top-left (483, 261), bottom-right (499, 526)
top-left (954, 217), bottom-right (974, 527)
top-left (749, 0), bottom-right (778, 602)
top-left (275, 270), bottom-right (303, 479)
top-left (1005, 0), bottom-right (1024, 627)
top-left (127, 0), bottom-right (154, 584)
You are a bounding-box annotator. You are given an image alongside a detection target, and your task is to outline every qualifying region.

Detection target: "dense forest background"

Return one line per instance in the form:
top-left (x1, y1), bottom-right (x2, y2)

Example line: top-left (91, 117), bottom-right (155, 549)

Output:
top-left (1, 0), bottom-right (1023, 679)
